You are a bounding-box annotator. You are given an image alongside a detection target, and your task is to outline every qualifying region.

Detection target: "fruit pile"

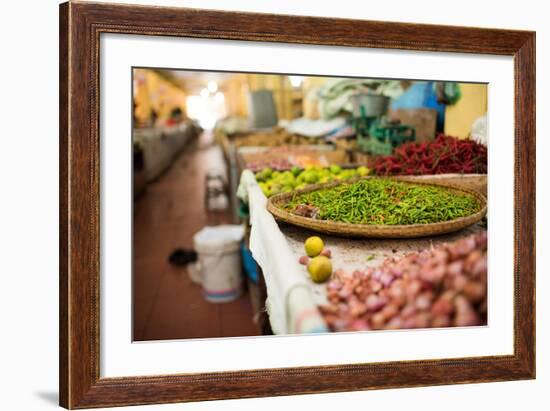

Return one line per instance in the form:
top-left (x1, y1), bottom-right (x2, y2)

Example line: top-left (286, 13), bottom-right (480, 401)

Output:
top-left (299, 236), bottom-right (333, 283)
top-left (256, 165), bottom-right (369, 197)
top-left (255, 165), bottom-right (370, 197)
top-left (371, 134), bottom-right (488, 176)
top-left (319, 231), bottom-right (488, 331)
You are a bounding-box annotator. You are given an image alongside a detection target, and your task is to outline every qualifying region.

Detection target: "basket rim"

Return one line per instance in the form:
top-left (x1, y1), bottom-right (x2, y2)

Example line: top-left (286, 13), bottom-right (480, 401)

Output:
top-left (266, 176), bottom-right (487, 238)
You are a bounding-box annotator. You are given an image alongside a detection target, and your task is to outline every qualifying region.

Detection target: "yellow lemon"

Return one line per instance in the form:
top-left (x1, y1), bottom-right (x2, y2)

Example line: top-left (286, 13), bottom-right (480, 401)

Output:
top-left (307, 256), bottom-right (332, 283)
top-left (304, 236), bottom-right (324, 257)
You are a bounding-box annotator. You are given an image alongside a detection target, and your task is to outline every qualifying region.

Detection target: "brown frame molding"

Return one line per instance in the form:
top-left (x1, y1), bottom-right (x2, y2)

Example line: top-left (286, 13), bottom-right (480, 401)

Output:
top-left (59, 1), bottom-right (535, 408)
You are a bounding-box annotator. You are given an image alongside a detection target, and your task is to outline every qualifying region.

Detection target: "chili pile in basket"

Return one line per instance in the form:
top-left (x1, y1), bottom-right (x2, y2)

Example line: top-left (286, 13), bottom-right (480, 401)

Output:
top-left (371, 134), bottom-right (487, 176)
top-left (284, 178), bottom-right (481, 225)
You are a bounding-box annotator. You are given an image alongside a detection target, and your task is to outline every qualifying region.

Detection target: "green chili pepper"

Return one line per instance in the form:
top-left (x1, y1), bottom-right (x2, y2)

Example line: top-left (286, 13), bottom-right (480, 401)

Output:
top-left (283, 178), bottom-right (480, 225)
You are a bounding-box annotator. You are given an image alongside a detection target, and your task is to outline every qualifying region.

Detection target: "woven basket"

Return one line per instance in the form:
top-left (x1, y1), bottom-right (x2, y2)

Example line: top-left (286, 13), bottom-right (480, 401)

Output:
top-left (266, 176), bottom-right (487, 238)
top-left (401, 174), bottom-right (487, 197)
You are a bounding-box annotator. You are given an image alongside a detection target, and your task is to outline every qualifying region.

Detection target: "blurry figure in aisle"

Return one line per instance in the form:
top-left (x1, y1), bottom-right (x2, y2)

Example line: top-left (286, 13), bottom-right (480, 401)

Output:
top-left (165, 107), bottom-right (184, 127)
top-left (149, 109), bottom-right (158, 128)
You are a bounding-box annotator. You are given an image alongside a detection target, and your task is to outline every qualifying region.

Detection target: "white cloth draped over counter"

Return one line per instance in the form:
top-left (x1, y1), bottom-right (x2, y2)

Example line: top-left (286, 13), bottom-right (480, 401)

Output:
top-left (237, 170), bottom-right (328, 335)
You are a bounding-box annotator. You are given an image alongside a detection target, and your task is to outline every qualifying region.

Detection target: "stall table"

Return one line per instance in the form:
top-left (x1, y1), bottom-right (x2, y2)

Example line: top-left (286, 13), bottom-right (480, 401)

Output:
top-left (238, 170), bottom-right (487, 335)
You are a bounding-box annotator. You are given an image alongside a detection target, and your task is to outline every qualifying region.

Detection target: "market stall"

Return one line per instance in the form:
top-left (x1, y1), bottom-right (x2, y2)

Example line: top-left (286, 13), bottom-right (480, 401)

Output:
top-left (223, 80), bottom-right (489, 335)
top-left (238, 168), bottom-right (487, 334)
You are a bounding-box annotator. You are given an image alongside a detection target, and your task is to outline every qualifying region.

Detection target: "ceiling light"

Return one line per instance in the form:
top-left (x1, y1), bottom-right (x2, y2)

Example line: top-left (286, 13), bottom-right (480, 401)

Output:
top-left (289, 76), bottom-right (304, 88)
top-left (207, 81), bottom-right (218, 93)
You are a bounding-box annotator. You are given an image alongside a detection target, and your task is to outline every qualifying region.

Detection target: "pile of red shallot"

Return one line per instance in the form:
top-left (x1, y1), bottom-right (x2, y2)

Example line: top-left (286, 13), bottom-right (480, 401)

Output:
top-left (319, 231), bottom-right (487, 332)
top-left (371, 134), bottom-right (487, 176)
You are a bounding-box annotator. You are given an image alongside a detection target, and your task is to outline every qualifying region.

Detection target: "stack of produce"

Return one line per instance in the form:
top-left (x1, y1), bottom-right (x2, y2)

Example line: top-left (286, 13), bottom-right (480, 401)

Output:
top-left (255, 165), bottom-right (370, 197)
top-left (371, 134), bottom-right (487, 176)
top-left (299, 236), bottom-right (333, 283)
top-left (234, 128), bottom-right (323, 148)
top-left (285, 178), bottom-right (481, 225)
top-left (246, 157), bottom-right (293, 172)
top-left (242, 146), bottom-right (349, 172)
top-left (319, 231), bottom-right (488, 331)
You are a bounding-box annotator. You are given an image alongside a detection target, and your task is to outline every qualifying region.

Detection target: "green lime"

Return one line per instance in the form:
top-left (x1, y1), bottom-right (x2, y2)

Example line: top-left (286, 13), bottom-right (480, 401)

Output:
top-left (305, 171), bottom-right (319, 184)
top-left (329, 165), bottom-right (342, 174)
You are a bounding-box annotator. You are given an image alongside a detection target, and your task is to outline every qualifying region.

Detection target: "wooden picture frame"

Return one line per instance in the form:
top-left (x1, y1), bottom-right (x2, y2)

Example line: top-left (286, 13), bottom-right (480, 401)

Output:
top-left (59, 1), bottom-right (535, 408)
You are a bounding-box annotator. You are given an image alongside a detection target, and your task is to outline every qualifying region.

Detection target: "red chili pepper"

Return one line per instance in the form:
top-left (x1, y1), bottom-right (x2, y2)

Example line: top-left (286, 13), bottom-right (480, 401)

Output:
top-left (371, 134), bottom-right (487, 176)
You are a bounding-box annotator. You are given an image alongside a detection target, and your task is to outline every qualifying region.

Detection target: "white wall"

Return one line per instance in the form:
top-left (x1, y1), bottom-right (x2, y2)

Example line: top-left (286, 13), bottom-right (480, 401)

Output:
top-left (0, 0), bottom-right (547, 410)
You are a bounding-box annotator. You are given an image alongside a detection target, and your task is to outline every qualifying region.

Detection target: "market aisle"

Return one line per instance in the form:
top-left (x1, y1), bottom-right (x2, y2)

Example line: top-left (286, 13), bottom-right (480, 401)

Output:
top-left (133, 133), bottom-right (260, 341)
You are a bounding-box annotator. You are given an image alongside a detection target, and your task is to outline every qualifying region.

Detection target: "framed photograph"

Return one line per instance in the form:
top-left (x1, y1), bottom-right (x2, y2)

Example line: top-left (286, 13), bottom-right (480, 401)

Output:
top-left (59, 1), bottom-right (535, 409)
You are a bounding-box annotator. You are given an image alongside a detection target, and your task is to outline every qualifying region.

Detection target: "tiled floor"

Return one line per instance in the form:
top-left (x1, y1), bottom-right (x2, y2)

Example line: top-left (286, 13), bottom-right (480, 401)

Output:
top-left (133, 133), bottom-right (260, 341)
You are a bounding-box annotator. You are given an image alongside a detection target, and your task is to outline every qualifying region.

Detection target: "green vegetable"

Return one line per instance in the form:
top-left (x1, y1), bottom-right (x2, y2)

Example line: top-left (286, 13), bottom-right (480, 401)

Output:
top-left (283, 178), bottom-right (481, 225)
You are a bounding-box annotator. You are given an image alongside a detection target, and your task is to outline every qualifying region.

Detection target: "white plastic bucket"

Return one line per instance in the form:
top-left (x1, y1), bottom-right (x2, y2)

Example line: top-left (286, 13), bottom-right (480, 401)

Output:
top-left (191, 225), bottom-right (245, 303)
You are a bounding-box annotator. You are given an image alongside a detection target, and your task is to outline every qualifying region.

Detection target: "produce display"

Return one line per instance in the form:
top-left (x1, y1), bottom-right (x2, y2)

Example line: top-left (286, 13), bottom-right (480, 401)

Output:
top-left (246, 157), bottom-right (293, 172)
top-left (319, 231), bottom-right (488, 331)
top-left (371, 134), bottom-right (487, 176)
top-left (284, 178), bottom-right (482, 225)
top-left (299, 236), bottom-right (334, 283)
top-left (233, 128), bottom-right (323, 148)
top-left (241, 146), bottom-right (349, 172)
top-left (255, 165), bottom-right (370, 197)
top-left (238, 125), bottom-right (490, 334)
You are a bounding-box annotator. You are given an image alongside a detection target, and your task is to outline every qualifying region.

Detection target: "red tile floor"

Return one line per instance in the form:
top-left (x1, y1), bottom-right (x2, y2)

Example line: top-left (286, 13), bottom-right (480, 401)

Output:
top-left (133, 133), bottom-right (260, 341)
